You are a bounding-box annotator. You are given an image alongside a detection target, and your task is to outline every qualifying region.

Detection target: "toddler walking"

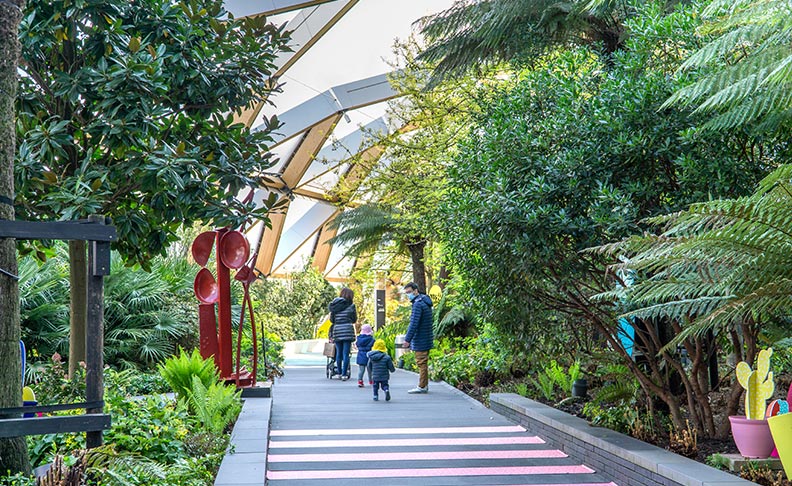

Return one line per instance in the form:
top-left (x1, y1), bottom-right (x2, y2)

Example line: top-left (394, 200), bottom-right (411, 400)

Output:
top-left (367, 339), bottom-right (395, 401)
top-left (355, 324), bottom-right (375, 387)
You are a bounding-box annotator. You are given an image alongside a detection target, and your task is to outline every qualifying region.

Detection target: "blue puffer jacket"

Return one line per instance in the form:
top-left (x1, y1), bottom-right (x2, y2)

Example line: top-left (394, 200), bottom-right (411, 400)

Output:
top-left (405, 294), bottom-right (434, 351)
top-left (355, 334), bottom-right (375, 365)
top-left (367, 350), bottom-right (395, 382)
top-left (329, 297), bottom-right (356, 342)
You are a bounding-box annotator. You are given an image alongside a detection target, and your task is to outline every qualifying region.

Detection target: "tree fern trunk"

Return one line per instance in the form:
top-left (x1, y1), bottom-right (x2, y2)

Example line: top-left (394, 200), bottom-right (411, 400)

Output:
top-left (0, 0), bottom-right (31, 475)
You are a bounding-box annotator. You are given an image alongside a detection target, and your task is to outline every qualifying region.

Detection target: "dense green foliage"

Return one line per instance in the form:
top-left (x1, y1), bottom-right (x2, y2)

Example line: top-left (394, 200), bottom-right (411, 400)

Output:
top-left (21, 361), bottom-right (236, 485)
top-left (252, 265), bottom-right (336, 340)
top-left (19, 248), bottom-right (197, 370)
top-left (667, 0), bottom-right (792, 132)
top-left (15, 0), bottom-right (288, 264)
top-left (438, 3), bottom-right (774, 345)
top-left (596, 164), bottom-right (792, 355)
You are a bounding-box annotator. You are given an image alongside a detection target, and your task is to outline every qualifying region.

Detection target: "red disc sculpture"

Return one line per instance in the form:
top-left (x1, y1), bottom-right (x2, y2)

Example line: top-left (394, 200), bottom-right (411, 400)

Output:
top-left (191, 228), bottom-right (257, 387)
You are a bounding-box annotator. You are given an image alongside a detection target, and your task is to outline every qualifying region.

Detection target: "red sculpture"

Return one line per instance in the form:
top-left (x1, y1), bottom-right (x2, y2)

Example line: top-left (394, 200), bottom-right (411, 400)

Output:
top-left (191, 228), bottom-right (257, 387)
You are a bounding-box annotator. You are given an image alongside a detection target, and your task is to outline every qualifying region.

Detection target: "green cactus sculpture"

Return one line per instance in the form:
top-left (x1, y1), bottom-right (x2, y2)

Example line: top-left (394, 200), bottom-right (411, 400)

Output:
top-left (736, 348), bottom-right (775, 420)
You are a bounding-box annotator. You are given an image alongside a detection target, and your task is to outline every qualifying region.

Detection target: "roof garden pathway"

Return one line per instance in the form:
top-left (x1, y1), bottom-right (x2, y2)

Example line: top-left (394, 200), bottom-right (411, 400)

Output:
top-left (264, 364), bottom-right (617, 486)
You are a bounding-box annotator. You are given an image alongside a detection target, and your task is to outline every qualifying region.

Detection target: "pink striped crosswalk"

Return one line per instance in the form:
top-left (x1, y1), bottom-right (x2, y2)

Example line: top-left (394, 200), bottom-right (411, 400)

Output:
top-left (266, 465), bottom-right (595, 480)
top-left (269, 435), bottom-right (545, 448)
top-left (270, 425), bottom-right (526, 436)
top-left (268, 449), bottom-right (568, 462)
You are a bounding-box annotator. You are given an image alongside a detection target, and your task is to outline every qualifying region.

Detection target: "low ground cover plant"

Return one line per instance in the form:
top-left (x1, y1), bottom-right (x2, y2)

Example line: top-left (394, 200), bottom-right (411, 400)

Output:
top-left (14, 350), bottom-right (242, 485)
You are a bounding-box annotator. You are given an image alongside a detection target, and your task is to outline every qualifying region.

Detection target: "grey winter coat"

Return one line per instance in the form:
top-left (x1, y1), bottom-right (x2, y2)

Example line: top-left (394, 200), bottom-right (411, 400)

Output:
top-left (367, 350), bottom-right (395, 382)
top-left (329, 297), bottom-right (356, 342)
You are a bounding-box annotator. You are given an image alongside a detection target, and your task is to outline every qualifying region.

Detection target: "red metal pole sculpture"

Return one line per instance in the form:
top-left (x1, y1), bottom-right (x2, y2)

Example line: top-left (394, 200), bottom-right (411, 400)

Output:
top-left (192, 228), bottom-right (257, 386)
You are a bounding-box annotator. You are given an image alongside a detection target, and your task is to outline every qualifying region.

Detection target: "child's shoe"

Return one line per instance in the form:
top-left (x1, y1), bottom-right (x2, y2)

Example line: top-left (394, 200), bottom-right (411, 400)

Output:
top-left (373, 395), bottom-right (379, 401)
top-left (358, 380), bottom-right (364, 387)
top-left (385, 390), bottom-right (391, 401)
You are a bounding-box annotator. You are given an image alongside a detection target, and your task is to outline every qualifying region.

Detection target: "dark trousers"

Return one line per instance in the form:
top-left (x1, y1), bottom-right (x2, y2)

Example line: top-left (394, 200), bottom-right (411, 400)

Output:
top-left (373, 380), bottom-right (389, 397)
top-left (334, 340), bottom-right (352, 376)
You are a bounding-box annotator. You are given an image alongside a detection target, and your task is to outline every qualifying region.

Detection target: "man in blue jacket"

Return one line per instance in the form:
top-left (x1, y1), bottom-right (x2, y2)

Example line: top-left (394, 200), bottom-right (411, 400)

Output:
top-left (403, 282), bottom-right (434, 394)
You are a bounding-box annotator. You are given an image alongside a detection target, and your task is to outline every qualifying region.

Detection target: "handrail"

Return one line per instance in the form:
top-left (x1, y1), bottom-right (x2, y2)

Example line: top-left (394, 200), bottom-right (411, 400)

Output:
top-left (0, 401), bottom-right (105, 416)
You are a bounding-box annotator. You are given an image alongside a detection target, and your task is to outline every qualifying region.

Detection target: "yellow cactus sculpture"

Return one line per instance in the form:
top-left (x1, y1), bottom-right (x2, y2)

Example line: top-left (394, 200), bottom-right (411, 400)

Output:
top-left (736, 348), bottom-right (775, 420)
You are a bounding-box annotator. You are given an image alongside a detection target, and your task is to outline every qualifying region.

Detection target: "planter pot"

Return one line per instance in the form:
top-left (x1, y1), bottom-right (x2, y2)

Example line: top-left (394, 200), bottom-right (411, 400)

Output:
top-left (729, 415), bottom-right (775, 458)
top-left (571, 379), bottom-right (588, 398)
top-left (769, 413), bottom-right (792, 477)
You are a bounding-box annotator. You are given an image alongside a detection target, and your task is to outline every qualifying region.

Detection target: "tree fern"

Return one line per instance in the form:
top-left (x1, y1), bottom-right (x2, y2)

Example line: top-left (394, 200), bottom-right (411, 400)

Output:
top-left (328, 203), bottom-right (429, 287)
top-left (327, 204), bottom-right (401, 257)
top-left (416, 0), bottom-right (631, 86)
top-left (667, 0), bottom-right (792, 131)
top-left (593, 164), bottom-right (792, 349)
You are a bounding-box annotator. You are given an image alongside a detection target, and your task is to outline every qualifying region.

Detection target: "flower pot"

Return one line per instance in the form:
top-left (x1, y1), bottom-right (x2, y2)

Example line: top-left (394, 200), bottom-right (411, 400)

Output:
top-left (729, 415), bottom-right (775, 458)
top-left (769, 413), bottom-right (792, 476)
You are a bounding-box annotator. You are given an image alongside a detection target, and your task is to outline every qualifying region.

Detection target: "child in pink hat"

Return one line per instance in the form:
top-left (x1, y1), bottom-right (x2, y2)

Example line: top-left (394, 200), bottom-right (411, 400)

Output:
top-left (355, 324), bottom-right (375, 387)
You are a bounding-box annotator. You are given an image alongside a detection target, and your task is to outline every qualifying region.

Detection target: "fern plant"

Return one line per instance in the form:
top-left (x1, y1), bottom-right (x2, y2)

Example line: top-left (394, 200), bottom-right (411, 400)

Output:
top-left (158, 348), bottom-right (219, 404)
top-left (529, 370), bottom-right (556, 401)
top-left (185, 376), bottom-right (242, 435)
top-left (416, 0), bottom-right (632, 86)
top-left (594, 164), bottom-right (792, 351)
top-left (666, 0), bottom-right (792, 132)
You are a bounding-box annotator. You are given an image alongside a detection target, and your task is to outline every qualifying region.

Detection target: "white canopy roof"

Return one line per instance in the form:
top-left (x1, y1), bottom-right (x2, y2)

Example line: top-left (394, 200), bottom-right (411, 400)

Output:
top-left (223, 0), bottom-right (453, 282)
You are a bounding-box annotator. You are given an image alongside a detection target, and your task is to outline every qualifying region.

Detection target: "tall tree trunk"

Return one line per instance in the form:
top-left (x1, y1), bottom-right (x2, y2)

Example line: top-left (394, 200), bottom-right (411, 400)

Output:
top-left (69, 240), bottom-right (87, 377)
top-left (407, 240), bottom-right (427, 293)
top-left (0, 0), bottom-right (31, 475)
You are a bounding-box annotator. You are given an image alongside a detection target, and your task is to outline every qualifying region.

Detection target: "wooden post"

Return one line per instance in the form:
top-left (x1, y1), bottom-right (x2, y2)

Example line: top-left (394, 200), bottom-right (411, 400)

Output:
top-left (85, 215), bottom-right (107, 448)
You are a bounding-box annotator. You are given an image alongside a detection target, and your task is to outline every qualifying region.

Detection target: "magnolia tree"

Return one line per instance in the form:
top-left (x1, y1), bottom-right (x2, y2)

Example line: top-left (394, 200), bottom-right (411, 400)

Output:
top-left (15, 0), bottom-right (289, 375)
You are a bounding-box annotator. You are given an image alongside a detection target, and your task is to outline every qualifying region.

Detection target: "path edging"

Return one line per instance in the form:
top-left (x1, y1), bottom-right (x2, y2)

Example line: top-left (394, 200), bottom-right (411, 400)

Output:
top-left (214, 397), bottom-right (271, 486)
top-left (490, 393), bottom-right (757, 486)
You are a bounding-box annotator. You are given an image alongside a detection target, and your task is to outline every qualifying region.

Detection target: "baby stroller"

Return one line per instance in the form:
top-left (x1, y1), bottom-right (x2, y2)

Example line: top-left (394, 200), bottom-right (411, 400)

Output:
top-left (324, 341), bottom-right (351, 379)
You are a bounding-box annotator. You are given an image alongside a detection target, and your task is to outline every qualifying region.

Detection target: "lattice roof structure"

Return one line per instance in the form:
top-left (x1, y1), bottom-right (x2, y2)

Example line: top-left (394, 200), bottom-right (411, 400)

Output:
top-left (223, 0), bottom-right (453, 282)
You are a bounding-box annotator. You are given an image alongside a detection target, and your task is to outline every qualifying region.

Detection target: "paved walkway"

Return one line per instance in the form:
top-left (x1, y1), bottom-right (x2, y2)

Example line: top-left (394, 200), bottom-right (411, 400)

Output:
top-left (266, 366), bottom-right (617, 485)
